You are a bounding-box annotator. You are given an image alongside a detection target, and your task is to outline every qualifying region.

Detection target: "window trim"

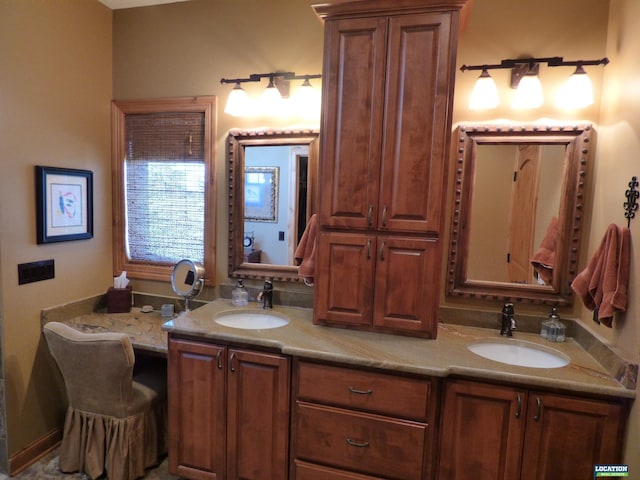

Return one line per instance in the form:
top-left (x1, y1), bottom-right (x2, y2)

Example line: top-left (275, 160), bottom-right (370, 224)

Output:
top-left (111, 97), bottom-right (217, 284)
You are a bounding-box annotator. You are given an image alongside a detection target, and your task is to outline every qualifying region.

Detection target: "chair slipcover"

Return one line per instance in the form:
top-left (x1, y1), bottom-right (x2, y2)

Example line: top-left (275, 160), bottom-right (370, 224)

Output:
top-left (43, 322), bottom-right (167, 480)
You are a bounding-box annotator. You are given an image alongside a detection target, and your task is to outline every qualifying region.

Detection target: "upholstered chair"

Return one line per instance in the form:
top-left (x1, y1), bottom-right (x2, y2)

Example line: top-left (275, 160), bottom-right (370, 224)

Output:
top-left (43, 321), bottom-right (168, 480)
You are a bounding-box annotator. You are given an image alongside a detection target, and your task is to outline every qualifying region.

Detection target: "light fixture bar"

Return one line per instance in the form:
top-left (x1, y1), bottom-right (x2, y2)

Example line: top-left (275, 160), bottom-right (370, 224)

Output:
top-left (460, 57), bottom-right (609, 72)
top-left (220, 72), bottom-right (321, 85)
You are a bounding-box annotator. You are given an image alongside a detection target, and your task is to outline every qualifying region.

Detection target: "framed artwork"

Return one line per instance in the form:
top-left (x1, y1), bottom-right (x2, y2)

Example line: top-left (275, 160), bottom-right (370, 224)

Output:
top-left (244, 166), bottom-right (279, 222)
top-left (35, 166), bottom-right (94, 244)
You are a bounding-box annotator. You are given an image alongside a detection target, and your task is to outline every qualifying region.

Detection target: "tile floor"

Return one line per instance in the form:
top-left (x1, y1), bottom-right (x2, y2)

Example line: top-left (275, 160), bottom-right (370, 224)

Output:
top-left (10, 450), bottom-right (178, 479)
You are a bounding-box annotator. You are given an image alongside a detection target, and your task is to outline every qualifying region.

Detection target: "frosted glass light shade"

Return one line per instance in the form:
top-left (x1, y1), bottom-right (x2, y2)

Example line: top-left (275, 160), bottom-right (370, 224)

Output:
top-left (469, 70), bottom-right (499, 109)
top-left (224, 83), bottom-right (250, 117)
top-left (292, 79), bottom-right (321, 119)
top-left (260, 82), bottom-right (283, 114)
top-left (557, 67), bottom-right (594, 109)
top-left (512, 74), bottom-right (544, 109)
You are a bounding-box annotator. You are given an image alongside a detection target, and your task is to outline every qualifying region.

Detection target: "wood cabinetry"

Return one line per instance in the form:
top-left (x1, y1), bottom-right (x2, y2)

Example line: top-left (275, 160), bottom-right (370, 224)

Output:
top-left (291, 360), bottom-right (437, 480)
top-left (313, 0), bottom-right (466, 338)
top-left (168, 336), bottom-right (290, 480)
top-left (438, 379), bottom-right (628, 480)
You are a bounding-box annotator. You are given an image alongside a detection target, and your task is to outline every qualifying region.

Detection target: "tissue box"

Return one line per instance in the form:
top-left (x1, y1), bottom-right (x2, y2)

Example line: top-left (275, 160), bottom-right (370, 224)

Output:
top-left (106, 286), bottom-right (132, 313)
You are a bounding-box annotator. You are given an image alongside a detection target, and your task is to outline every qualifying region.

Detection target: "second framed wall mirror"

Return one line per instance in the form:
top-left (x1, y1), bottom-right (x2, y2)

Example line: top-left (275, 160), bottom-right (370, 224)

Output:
top-left (227, 129), bottom-right (319, 282)
top-left (447, 124), bottom-right (594, 305)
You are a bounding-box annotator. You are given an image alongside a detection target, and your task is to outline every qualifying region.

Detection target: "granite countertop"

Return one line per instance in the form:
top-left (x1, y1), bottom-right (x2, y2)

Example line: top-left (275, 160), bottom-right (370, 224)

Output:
top-left (162, 299), bottom-right (635, 399)
top-left (42, 298), bottom-right (636, 400)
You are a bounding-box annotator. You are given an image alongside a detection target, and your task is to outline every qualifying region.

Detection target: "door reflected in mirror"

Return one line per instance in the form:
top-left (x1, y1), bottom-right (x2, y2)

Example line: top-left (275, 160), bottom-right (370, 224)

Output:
top-left (228, 129), bottom-right (319, 282)
top-left (447, 124), bottom-right (594, 305)
top-left (467, 143), bottom-right (565, 285)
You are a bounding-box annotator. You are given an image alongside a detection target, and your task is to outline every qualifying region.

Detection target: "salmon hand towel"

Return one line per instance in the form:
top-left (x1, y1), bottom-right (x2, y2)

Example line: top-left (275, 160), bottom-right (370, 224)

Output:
top-left (570, 224), bottom-right (631, 327)
top-left (294, 214), bottom-right (318, 286)
top-left (531, 216), bottom-right (559, 284)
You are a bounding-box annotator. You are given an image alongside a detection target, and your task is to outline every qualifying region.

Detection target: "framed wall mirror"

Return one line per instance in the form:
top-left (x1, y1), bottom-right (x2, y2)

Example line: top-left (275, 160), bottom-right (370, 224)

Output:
top-left (227, 129), bottom-right (319, 282)
top-left (447, 124), bottom-right (594, 305)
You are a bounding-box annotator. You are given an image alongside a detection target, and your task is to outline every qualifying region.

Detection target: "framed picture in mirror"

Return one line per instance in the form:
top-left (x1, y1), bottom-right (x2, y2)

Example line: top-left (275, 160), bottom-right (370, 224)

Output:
top-left (244, 166), bottom-right (279, 222)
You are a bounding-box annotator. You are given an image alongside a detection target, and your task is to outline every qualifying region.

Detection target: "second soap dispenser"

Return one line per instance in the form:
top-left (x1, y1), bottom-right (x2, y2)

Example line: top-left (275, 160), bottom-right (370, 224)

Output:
top-left (541, 307), bottom-right (565, 342)
top-left (232, 279), bottom-right (249, 307)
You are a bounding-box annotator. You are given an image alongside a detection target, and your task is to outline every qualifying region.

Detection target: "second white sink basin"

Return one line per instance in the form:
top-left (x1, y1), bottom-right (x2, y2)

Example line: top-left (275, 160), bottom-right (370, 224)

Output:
top-left (468, 339), bottom-right (570, 369)
top-left (214, 310), bottom-right (289, 330)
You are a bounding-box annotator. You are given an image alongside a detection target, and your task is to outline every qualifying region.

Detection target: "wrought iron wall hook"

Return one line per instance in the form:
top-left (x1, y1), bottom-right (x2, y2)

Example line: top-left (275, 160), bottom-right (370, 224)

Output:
top-left (624, 176), bottom-right (639, 227)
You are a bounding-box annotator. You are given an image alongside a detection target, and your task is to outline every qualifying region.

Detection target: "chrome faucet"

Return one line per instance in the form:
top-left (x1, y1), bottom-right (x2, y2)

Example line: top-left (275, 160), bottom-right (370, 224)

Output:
top-left (257, 279), bottom-right (273, 309)
top-left (500, 303), bottom-right (516, 336)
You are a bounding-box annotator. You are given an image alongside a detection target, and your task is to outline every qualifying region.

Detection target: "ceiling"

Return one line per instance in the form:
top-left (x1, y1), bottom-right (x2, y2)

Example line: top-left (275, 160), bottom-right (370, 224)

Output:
top-left (97, 0), bottom-right (191, 9)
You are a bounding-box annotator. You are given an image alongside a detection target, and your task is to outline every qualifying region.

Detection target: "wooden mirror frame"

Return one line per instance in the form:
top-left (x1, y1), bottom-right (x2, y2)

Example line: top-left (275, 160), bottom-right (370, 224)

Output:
top-left (227, 129), bottom-right (319, 282)
top-left (447, 124), bottom-right (594, 305)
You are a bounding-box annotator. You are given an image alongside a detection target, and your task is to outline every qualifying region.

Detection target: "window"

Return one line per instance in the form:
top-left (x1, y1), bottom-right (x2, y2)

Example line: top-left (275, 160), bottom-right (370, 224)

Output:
top-left (111, 97), bottom-right (216, 283)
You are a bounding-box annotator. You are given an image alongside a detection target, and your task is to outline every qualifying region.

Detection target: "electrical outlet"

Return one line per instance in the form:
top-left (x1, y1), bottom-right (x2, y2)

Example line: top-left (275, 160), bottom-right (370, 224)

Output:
top-left (279, 231), bottom-right (285, 241)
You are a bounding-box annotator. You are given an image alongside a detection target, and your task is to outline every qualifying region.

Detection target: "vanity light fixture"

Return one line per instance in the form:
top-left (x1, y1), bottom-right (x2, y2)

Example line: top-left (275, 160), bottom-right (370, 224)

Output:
top-left (461, 56), bottom-right (609, 110)
top-left (220, 72), bottom-right (322, 117)
top-left (468, 69), bottom-right (499, 110)
top-left (223, 82), bottom-right (251, 117)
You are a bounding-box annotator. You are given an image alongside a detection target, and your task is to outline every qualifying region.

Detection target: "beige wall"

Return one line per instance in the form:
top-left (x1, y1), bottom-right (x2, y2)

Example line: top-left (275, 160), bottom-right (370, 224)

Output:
top-left (2, 0), bottom-right (638, 472)
top-left (0, 0), bottom-right (113, 458)
top-left (113, 0), bottom-right (325, 290)
top-left (598, 0), bottom-right (640, 471)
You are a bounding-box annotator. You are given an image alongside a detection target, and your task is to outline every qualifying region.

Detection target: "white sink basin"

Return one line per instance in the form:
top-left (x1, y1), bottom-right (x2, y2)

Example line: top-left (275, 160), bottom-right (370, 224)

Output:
top-left (467, 339), bottom-right (570, 369)
top-left (214, 310), bottom-right (289, 330)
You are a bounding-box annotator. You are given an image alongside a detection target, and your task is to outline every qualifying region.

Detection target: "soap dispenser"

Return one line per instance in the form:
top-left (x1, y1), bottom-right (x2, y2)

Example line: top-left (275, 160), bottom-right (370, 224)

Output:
top-left (543, 307), bottom-right (565, 342)
top-left (232, 279), bottom-right (249, 307)
top-left (540, 308), bottom-right (555, 339)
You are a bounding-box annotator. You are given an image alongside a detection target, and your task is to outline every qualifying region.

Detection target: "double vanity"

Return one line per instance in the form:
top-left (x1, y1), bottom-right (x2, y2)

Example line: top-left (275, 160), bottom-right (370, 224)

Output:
top-left (42, 297), bottom-right (635, 480)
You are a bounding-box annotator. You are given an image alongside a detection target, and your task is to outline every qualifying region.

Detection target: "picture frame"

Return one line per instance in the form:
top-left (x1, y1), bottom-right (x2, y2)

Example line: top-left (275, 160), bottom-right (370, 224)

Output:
top-left (244, 166), bottom-right (279, 222)
top-left (35, 166), bottom-right (94, 244)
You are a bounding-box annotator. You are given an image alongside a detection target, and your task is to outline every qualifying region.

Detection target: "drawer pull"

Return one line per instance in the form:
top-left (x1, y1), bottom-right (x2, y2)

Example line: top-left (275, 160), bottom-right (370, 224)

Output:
top-left (515, 393), bottom-right (522, 419)
top-left (534, 396), bottom-right (542, 422)
top-left (367, 205), bottom-right (373, 226)
top-left (346, 438), bottom-right (370, 448)
top-left (216, 350), bottom-right (223, 370)
top-left (229, 352), bottom-right (236, 372)
top-left (348, 386), bottom-right (373, 395)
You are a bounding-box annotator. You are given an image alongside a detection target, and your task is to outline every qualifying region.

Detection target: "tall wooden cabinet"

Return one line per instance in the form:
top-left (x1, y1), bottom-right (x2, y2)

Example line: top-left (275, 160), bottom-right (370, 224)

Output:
top-left (438, 379), bottom-right (628, 480)
top-left (168, 337), bottom-right (290, 480)
top-left (313, 0), bottom-right (466, 338)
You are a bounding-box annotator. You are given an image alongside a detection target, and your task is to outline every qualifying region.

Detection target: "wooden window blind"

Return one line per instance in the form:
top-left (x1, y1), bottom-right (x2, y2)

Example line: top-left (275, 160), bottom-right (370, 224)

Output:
top-left (112, 97), bottom-right (216, 283)
top-left (125, 112), bottom-right (205, 263)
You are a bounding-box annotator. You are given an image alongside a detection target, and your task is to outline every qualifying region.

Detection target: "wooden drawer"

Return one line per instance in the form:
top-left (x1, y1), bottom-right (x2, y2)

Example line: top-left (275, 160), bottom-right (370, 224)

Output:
top-left (294, 460), bottom-right (385, 479)
top-left (295, 402), bottom-right (426, 480)
top-left (297, 361), bottom-right (430, 420)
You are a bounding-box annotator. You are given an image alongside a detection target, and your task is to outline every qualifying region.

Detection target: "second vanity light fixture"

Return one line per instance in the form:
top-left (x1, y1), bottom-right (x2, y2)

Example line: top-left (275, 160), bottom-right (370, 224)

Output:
top-left (220, 72), bottom-right (322, 118)
top-left (460, 56), bottom-right (609, 110)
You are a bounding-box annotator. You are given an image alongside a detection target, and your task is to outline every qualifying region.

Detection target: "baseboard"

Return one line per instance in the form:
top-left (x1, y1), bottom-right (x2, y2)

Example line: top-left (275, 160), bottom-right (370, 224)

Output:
top-left (8, 428), bottom-right (61, 476)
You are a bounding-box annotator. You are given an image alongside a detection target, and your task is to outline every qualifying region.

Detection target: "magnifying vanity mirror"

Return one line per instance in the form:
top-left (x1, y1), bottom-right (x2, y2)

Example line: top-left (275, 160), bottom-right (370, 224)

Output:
top-left (447, 124), bottom-right (593, 305)
top-left (171, 259), bottom-right (205, 311)
top-left (227, 129), bottom-right (319, 282)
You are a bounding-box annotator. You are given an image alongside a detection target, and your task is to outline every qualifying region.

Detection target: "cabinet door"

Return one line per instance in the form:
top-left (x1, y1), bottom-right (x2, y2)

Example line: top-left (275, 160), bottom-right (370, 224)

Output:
top-left (379, 12), bottom-right (456, 234)
top-left (521, 393), bottom-right (626, 480)
top-left (314, 231), bottom-right (376, 326)
top-left (373, 236), bottom-right (440, 336)
top-left (226, 349), bottom-right (290, 480)
top-left (319, 16), bottom-right (386, 230)
top-left (439, 380), bottom-right (526, 480)
top-left (168, 338), bottom-right (226, 480)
